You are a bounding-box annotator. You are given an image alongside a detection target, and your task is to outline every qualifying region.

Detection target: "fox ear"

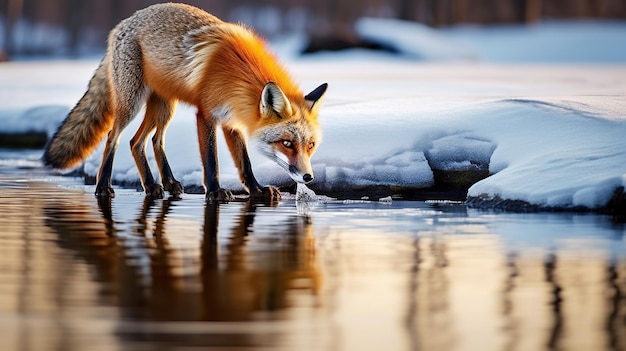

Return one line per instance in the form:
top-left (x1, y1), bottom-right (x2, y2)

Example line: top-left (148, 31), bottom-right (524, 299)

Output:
top-left (260, 82), bottom-right (293, 118)
top-left (305, 83), bottom-right (328, 110)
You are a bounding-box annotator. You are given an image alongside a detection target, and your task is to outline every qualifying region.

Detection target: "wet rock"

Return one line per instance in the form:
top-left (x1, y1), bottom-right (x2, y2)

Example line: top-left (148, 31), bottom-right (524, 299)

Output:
top-left (301, 34), bottom-right (398, 55)
top-left (0, 132), bottom-right (48, 149)
top-left (605, 186), bottom-right (626, 222)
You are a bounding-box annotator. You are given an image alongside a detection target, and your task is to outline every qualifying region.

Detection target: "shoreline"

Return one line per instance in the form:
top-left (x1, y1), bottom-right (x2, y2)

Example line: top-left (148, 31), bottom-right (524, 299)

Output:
top-left (0, 144), bottom-right (626, 219)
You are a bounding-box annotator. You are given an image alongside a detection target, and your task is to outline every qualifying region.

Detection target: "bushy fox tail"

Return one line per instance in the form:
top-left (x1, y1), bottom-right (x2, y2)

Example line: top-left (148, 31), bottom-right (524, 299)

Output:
top-left (43, 60), bottom-right (113, 169)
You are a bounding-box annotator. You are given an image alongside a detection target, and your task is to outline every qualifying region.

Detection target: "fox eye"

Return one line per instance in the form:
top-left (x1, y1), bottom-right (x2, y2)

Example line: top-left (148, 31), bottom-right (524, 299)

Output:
top-left (281, 140), bottom-right (294, 149)
top-left (308, 141), bottom-right (315, 150)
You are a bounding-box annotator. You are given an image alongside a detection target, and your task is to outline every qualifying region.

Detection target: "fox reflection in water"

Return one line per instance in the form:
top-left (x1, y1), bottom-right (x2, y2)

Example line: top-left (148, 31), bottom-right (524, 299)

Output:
top-left (46, 195), bottom-right (320, 322)
top-left (6, 177), bottom-right (621, 351)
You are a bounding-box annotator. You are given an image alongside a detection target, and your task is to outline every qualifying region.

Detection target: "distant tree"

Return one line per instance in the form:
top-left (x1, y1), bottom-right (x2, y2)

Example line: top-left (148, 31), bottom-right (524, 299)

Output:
top-left (4, 0), bottom-right (23, 56)
top-left (525, 0), bottom-right (542, 22)
top-left (65, 0), bottom-right (85, 55)
top-left (2, 0), bottom-right (626, 57)
top-left (110, 0), bottom-right (125, 29)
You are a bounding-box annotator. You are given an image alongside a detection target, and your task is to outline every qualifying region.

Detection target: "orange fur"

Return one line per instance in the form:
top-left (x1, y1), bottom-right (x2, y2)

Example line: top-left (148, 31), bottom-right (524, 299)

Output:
top-left (196, 25), bottom-right (305, 133)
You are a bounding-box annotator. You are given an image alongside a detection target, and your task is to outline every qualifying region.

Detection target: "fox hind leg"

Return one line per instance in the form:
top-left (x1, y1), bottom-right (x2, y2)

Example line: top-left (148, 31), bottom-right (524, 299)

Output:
top-left (95, 133), bottom-right (118, 197)
top-left (96, 41), bottom-right (146, 197)
top-left (130, 108), bottom-right (162, 198)
top-left (96, 117), bottom-right (135, 197)
top-left (150, 95), bottom-right (183, 197)
top-left (96, 91), bottom-right (146, 197)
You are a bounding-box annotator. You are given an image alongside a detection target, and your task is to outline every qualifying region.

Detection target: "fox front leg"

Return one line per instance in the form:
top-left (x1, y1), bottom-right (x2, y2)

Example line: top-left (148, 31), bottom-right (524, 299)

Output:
top-left (196, 112), bottom-right (234, 202)
top-left (222, 126), bottom-right (281, 202)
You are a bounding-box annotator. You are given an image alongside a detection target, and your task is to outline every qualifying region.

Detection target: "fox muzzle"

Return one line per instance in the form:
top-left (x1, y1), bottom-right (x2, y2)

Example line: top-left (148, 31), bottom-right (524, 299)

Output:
top-left (288, 165), bottom-right (314, 184)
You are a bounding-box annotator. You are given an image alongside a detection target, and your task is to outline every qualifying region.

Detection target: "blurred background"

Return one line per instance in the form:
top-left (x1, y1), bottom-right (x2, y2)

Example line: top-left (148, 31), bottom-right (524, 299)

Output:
top-left (1, 0), bottom-right (626, 59)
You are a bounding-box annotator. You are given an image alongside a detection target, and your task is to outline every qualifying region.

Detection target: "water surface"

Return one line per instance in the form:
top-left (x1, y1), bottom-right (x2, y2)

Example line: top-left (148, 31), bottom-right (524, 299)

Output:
top-left (0, 151), bottom-right (625, 351)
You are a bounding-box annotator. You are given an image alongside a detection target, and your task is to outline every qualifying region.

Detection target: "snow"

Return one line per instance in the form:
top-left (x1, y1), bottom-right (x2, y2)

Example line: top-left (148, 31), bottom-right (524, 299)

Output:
top-left (1, 20), bottom-right (625, 210)
top-left (441, 21), bottom-right (626, 63)
top-left (355, 18), bottom-right (626, 63)
top-left (355, 18), bottom-right (477, 61)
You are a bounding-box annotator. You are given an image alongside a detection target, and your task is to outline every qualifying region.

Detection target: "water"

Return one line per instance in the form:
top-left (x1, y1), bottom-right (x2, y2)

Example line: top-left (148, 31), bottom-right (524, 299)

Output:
top-left (1, 150), bottom-right (625, 351)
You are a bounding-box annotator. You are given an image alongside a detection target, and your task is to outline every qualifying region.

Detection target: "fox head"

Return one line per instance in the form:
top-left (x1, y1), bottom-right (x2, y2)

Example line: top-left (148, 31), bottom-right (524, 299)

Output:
top-left (255, 82), bottom-right (328, 184)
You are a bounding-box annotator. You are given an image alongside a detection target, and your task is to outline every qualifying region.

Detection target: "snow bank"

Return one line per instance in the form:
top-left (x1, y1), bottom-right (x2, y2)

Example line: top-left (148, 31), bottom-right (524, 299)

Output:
top-left (312, 95), bottom-right (625, 209)
top-left (0, 105), bottom-right (68, 135)
top-left (355, 18), bottom-right (477, 61)
top-left (6, 91), bottom-right (620, 212)
top-left (303, 18), bottom-right (626, 63)
top-left (442, 21), bottom-right (626, 63)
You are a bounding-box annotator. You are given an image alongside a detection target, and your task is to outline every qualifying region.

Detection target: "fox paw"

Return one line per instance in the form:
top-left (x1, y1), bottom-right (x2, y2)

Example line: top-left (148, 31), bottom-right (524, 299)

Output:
top-left (250, 186), bottom-right (281, 203)
top-left (95, 186), bottom-right (115, 198)
top-left (206, 188), bottom-right (234, 202)
top-left (164, 180), bottom-right (184, 197)
top-left (146, 184), bottom-right (165, 199)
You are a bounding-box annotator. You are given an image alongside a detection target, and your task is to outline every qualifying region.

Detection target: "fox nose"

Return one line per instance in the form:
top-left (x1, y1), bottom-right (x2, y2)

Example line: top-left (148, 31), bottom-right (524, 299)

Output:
top-left (303, 173), bottom-right (313, 183)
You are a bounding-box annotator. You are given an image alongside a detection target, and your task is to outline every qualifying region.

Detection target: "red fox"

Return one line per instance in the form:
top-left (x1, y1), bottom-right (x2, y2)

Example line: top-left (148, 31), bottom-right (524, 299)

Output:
top-left (43, 3), bottom-right (327, 202)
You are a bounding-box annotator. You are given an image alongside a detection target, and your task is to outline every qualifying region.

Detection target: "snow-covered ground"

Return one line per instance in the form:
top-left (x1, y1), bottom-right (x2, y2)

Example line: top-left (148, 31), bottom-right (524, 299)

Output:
top-left (1, 20), bottom-right (625, 210)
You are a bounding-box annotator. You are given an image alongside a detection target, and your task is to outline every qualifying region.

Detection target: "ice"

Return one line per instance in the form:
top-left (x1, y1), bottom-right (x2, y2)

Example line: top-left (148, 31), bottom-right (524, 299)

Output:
top-left (425, 134), bottom-right (496, 171)
top-left (295, 183), bottom-right (319, 215)
top-left (296, 183), bottom-right (318, 202)
top-left (378, 196), bottom-right (393, 203)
